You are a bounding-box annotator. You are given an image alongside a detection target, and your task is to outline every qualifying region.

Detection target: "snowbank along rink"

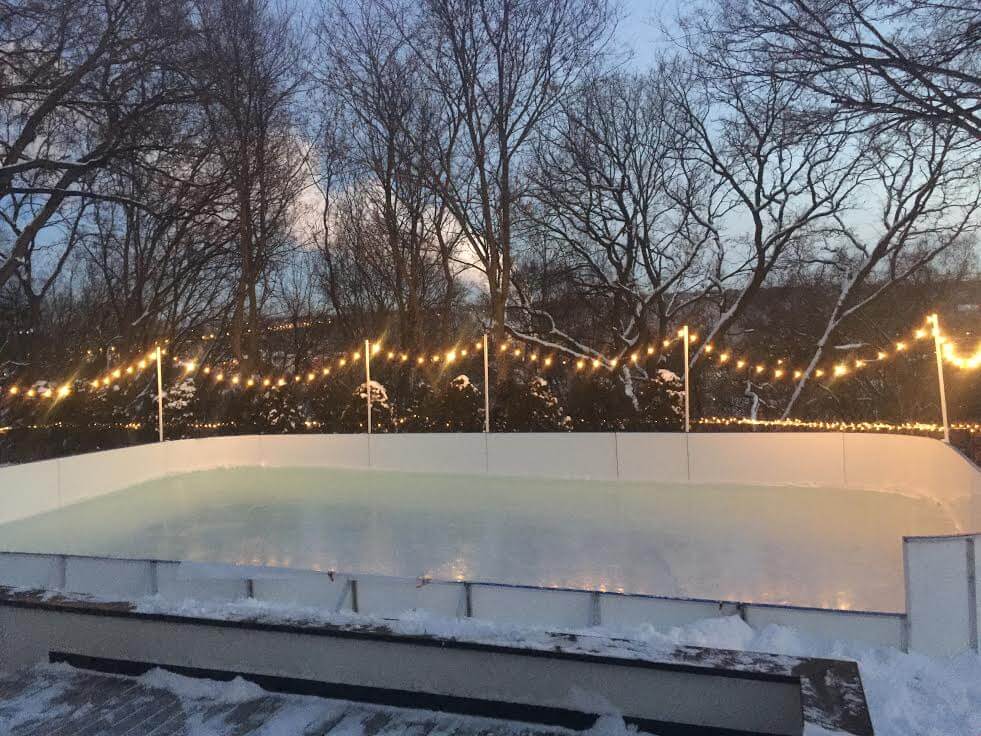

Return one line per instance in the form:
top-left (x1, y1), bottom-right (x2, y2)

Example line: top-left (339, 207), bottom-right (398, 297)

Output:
top-left (0, 432), bottom-right (978, 656)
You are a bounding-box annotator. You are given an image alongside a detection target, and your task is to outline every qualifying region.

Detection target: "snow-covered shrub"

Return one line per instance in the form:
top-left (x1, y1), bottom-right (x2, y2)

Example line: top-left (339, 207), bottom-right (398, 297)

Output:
top-left (491, 371), bottom-right (572, 432)
top-left (402, 373), bottom-right (483, 432)
top-left (244, 385), bottom-right (306, 433)
top-left (159, 377), bottom-right (200, 438)
top-left (564, 366), bottom-right (683, 431)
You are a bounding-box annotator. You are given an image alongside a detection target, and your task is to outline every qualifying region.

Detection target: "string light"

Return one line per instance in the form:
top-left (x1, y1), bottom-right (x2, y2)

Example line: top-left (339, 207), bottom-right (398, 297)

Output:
top-left (697, 316), bottom-right (978, 390)
top-left (697, 417), bottom-right (979, 435)
top-left (2, 319), bottom-right (975, 410)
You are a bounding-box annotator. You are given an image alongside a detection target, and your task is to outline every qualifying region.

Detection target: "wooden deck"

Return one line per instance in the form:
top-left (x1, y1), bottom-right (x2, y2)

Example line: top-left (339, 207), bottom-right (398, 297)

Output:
top-left (0, 664), bottom-right (570, 736)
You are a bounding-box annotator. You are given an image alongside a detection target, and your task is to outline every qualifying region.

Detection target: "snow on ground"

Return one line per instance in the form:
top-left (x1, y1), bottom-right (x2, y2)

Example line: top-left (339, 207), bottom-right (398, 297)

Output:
top-left (3, 661), bottom-right (618, 736)
top-left (651, 616), bottom-right (981, 736)
top-left (128, 665), bottom-right (637, 736)
top-left (134, 596), bottom-right (981, 736)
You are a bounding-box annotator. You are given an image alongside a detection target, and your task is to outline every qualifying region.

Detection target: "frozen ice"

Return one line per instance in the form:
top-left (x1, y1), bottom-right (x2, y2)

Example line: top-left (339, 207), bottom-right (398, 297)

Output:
top-left (0, 466), bottom-right (958, 611)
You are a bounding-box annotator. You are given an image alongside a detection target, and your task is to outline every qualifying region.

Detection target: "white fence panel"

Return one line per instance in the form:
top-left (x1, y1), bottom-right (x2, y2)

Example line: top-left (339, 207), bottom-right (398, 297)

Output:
top-left (252, 572), bottom-right (351, 610)
top-left (975, 539), bottom-right (981, 653)
top-left (163, 435), bottom-right (263, 474)
top-left (614, 434), bottom-right (688, 483)
top-left (600, 593), bottom-right (734, 630)
top-left (688, 433), bottom-right (845, 487)
top-left (154, 561), bottom-right (250, 603)
top-left (843, 434), bottom-right (978, 521)
top-left (58, 442), bottom-right (165, 506)
top-left (354, 578), bottom-right (464, 619)
top-left (904, 535), bottom-right (978, 656)
top-left (369, 434), bottom-right (485, 475)
top-left (260, 434), bottom-right (369, 469)
top-left (0, 459), bottom-right (60, 524)
top-left (742, 605), bottom-right (906, 650)
top-left (64, 557), bottom-right (155, 598)
top-left (471, 585), bottom-right (594, 628)
top-left (486, 433), bottom-right (617, 480)
top-left (0, 553), bottom-right (63, 590)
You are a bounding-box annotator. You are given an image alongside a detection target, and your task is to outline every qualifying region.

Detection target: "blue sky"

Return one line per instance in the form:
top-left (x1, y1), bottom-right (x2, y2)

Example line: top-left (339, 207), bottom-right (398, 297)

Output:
top-left (615, 0), bottom-right (683, 67)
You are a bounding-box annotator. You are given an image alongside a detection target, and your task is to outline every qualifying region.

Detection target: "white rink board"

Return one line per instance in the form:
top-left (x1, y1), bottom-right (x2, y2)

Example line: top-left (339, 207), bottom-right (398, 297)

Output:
top-left (59, 442), bottom-right (164, 507)
top-left (904, 535), bottom-right (979, 656)
top-left (615, 433), bottom-right (688, 483)
top-left (0, 459), bottom-right (60, 525)
top-left (742, 604), bottom-right (906, 650)
top-left (0, 549), bottom-right (920, 656)
top-left (64, 556), bottom-right (155, 598)
top-left (470, 585), bottom-right (595, 629)
top-left (369, 434), bottom-right (485, 475)
top-left (486, 433), bottom-right (619, 480)
top-left (844, 434), bottom-right (979, 526)
top-left (688, 433), bottom-right (845, 487)
top-left (1, 430), bottom-right (978, 535)
top-left (259, 434), bottom-right (368, 469)
top-left (3, 431), bottom-right (977, 509)
top-left (162, 435), bottom-right (263, 474)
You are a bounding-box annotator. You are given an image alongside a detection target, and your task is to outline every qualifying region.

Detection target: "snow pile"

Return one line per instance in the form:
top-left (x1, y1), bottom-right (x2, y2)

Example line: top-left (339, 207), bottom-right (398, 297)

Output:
top-left (139, 667), bottom-right (265, 703)
top-left (584, 714), bottom-right (641, 736)
top-left (632, 616), bottom-right (981, 736)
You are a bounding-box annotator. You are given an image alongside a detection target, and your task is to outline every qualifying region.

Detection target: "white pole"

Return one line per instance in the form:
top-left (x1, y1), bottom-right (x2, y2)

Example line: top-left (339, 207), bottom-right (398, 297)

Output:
top-left (682, 325), bottom-right (690, 434)
top-left (155, 346), bottom-right (164, 443)
top-left (364, 339), bottom-right (372, 435)
top-left (482, 333), bottom-right (490, 433)
top-left (928, 314), bottom-right (950, 444)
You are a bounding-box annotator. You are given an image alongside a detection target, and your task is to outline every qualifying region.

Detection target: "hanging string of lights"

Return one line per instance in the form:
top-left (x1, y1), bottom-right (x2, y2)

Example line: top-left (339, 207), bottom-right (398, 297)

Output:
top-left (697, 317), bottom-right (980, 384)
top-left (697, 417), bottom-right (981, 435)
top-left (6, 416), bottom-right (978, 436)
top-left (2, 316), bottom-right (977, 403)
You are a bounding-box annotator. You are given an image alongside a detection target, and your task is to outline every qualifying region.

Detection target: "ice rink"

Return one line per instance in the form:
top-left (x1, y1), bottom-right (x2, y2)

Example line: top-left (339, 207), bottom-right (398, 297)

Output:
top-left (0, 466), bottom-right (959, 611)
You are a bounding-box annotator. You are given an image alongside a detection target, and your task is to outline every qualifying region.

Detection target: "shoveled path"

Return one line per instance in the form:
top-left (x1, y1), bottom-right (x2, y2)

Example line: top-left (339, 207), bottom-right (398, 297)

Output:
top-left (0, 664), bottom-right (571, 736)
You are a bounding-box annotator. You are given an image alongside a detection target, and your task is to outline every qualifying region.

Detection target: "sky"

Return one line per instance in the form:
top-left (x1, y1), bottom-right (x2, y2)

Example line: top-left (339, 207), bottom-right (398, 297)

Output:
top-left (615, 0), bottom-right (683, 67)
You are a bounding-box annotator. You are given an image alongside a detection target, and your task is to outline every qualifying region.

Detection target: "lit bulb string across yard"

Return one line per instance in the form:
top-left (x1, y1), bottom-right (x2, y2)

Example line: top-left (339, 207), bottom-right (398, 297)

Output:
top-left (693, 318), bottom-right (980, 384)
top-left (4, 416), bottom-right (979, 437)
top-left (1, 334), bottom-right (687, 400)
top-left (696, 417), bottom-right (981, 435)
top-left (2, 316), bottom-right (977, 403)
top-left (171, 339), bottom-right (491, 391)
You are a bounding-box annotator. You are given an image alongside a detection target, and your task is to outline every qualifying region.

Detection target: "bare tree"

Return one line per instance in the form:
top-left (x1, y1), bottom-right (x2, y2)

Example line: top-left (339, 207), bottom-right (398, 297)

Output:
top-left (510, 70), bottom-right (718, 401)
top-left (780, 124), bottom-right (981, 415)
top-left (317, 0), bottom-right (463, 348)
top-left (665, 59), bottom-right (868, 367)
top-left (82, 149), bottom-right (234, 351)
top-left (0, 0), bottom-right (194, 289)
top-left (687, 0), bottom-right (981, 140)
top-left (393, 0), bottom-right (617, 337)
top-left (193, 0), bottom-right (308, 369)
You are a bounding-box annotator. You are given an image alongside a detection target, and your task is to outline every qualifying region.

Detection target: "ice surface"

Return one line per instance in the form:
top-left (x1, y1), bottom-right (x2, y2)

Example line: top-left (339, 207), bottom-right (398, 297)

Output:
top-left (0, 466), bottom-right (958, 611)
